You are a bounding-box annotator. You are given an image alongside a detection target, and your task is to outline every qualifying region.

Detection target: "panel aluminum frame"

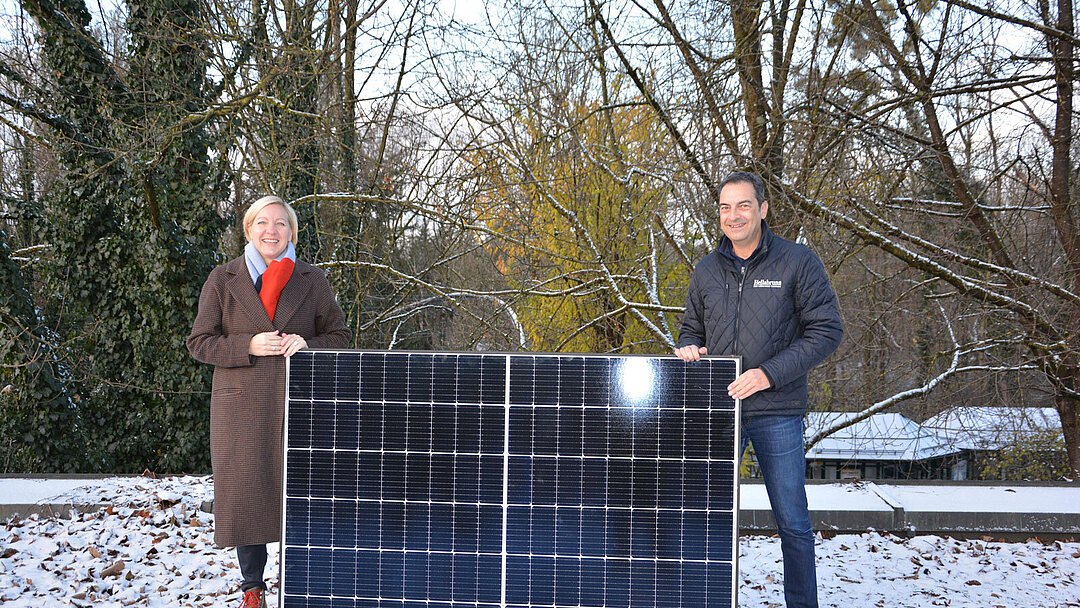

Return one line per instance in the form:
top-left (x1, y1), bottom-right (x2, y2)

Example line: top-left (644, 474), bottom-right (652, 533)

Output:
top-left (281, 350), bottom-right (741, 608)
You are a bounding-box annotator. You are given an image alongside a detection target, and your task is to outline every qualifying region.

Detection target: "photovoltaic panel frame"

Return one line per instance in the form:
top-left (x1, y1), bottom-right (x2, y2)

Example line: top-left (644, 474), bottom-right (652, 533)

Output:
top-left (282, 350), bottom-right (741, 608)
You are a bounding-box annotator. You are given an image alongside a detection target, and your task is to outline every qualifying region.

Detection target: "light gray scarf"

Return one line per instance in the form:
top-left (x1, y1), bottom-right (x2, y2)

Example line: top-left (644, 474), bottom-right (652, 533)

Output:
top-left (244, 241), bottom-right (296, 286)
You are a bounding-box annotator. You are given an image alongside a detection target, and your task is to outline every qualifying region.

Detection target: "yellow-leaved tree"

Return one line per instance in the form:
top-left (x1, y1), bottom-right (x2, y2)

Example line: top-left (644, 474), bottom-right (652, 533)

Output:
top-left (467, 99), bottom-right (692, 353)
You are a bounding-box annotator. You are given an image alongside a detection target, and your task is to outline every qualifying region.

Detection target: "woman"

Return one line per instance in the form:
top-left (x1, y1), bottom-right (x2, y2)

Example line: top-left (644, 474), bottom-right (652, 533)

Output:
top-left (187, 195), bottom-right (350, 608)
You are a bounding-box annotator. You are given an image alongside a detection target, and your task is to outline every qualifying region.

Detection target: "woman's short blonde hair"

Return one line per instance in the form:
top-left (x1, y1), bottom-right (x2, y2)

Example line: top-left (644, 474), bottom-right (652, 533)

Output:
top-left (242, 195), bottom-right (299, 245)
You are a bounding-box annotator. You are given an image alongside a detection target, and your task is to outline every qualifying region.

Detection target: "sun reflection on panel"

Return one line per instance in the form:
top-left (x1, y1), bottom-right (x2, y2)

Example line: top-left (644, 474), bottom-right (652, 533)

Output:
top-left (617, 357), bottom-right (655, 407)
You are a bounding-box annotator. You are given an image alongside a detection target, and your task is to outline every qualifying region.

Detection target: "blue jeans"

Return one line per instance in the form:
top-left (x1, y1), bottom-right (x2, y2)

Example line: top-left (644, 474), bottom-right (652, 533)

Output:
top-left (741, 414), bottom-right (817, 608)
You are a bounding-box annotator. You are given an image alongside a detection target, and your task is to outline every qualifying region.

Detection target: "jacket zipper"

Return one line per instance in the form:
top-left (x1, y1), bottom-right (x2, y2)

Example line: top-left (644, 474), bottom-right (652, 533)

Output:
top-left (734, 264), bottom-right (747, 353)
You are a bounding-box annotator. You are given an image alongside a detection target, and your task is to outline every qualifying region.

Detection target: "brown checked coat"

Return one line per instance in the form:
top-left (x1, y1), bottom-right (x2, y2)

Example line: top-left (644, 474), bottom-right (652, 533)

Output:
top-left (187, 256), bottom-right (350, 547)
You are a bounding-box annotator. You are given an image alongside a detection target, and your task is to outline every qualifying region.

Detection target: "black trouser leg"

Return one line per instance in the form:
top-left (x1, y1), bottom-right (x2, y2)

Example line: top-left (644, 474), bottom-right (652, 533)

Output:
top-left (236, 544), bottom-right (267, 591)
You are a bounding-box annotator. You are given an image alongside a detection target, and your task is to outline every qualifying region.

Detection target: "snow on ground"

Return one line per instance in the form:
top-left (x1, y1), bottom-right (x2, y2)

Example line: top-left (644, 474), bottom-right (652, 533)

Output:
top-left (0, 476), bottom-right (278, 607)
top-left (1, 476), bottom-right (1077, 607)
top-left (0, 478), bottom-right (105, 504)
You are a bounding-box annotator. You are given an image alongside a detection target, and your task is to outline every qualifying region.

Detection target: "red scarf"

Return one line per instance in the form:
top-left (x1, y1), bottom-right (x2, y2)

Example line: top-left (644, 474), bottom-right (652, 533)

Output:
top-left (259, 258), bottom-right (295, 321)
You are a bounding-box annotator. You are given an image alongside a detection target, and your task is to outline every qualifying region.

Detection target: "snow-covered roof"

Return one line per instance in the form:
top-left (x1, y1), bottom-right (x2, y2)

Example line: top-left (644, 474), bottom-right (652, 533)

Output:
top-left (804, 408), bottom-right (1062, 462)
top-left (804, 412), bottom-right (949, 461)
top-left (921, 407), bottom-right (1060, 450)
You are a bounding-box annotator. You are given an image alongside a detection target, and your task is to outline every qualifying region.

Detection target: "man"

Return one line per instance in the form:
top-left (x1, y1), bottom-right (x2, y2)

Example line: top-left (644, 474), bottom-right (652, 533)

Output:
top-left (675, 171), bottom-right (842, 608)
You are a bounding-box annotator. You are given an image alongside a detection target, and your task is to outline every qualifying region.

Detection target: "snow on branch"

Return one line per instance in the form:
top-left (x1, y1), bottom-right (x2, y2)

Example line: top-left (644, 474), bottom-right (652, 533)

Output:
top-left (380, 293), bottom-right (527, 350)
top-left (318, 259), bottom-right (678, 350)
top-left (888, 197), bottom-right (1053, 213)
top-left (847, 197), bottom-right (1080, 306)
top-left (805, 302), bottom-right (1036, 450)
top-left (781, 180), bottom-right (1061, 343)
top-left (0, 90), bottom-right (113, 164)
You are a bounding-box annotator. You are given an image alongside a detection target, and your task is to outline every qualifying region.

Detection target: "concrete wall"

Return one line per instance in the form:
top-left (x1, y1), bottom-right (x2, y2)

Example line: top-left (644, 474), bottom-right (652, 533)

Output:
top-left (740, 480), bottom-right (1080, 540)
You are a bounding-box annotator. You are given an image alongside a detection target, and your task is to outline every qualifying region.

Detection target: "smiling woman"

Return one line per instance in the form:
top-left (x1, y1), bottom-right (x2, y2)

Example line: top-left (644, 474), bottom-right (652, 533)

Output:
top-left (186, 195), bottom-right (351, 608)
top-left (242, 197), bottom-right (299, 323)
top-left (244, 197), bottom-right (295, 264)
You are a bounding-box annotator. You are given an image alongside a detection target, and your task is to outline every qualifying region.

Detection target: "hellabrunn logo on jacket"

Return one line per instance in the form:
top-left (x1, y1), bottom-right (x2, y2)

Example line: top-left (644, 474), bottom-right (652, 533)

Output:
top-left (753, 279), bottom-right (783, 288)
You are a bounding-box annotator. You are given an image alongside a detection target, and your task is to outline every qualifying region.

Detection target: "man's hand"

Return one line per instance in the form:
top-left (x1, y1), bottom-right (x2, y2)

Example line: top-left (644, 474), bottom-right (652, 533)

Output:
top-left (674, 345), bottom-right (708, 361)
top-left (727, 368), bottom-right (770, 400)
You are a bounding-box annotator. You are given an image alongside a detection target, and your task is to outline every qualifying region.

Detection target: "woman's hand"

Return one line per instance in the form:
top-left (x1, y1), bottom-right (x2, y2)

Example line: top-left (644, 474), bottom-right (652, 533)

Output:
top-left (279, 333), bottom-right (307, 357)
top-left (248, 331), bottom-right (284, 356)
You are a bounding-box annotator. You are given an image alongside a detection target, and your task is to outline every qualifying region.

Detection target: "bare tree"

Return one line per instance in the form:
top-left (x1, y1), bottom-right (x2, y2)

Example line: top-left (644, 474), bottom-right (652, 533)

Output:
top-left (551, 0), bottom-right (1078, 476)
top-left (2, 0), bottom-right (1075, 477)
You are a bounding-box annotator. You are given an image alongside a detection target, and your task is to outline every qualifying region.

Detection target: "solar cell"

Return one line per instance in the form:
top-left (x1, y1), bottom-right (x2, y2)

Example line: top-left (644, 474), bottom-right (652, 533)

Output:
top-left (282, 351), bottom-right (740, 608)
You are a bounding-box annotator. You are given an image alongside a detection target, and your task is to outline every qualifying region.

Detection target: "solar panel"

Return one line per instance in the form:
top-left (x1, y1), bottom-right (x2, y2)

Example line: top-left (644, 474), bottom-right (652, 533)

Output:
top-left (281, 351), bottom-right (741, 608)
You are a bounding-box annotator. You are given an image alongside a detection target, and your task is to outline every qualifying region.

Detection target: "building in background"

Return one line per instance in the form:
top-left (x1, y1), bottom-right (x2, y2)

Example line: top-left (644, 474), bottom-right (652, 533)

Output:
top-left (763, 408), bottom-right (1065, 481)
top-left (920, 407), bottom-right (1064, 480)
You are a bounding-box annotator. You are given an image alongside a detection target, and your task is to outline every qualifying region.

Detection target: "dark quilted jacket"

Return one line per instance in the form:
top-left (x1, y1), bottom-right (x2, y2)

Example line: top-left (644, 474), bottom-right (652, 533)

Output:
top-left (678, 222), bottom-right (842, 417)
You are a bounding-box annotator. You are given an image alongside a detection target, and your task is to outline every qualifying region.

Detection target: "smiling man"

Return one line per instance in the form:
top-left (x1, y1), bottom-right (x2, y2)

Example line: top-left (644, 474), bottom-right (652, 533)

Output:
top-left (674, 171), bottom-right (843, 608)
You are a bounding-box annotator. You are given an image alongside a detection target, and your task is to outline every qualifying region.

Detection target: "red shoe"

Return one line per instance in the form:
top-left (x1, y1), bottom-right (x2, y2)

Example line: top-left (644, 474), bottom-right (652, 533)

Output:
top-left (240, 588), bottom-right (265, 608)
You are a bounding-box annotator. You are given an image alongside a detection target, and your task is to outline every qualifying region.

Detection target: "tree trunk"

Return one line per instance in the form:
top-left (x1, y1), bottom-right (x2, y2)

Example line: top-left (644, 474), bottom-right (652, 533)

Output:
top-left (1058, 392), bottom-right (1080, 479)
top-left (731, 0), bottom-right (772, 169)
top-left (342, 0), bottom-right (359, 191)
top-left (1050, 0), bottom-right (1078, 478)
top-left (282, 0), bottom-right (321, 258)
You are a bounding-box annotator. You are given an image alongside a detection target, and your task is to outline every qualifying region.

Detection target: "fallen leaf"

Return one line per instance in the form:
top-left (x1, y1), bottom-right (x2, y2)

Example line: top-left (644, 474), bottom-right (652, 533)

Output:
top-left (965, 580), bottom-right (982, 586)
top-left (100, 560), bottom-right (124, 578)
top-left (88, 547), bottom-right (102, 559)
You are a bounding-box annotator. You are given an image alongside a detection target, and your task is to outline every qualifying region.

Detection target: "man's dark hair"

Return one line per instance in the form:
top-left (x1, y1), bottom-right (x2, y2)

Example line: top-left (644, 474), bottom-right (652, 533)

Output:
top-left (719, 171), bottom-right (766, 205)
